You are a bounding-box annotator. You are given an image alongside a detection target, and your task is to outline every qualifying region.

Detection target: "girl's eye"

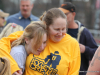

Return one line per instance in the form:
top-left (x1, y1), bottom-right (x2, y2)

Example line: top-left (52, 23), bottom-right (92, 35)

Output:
top-left (43, 41), bottom-right (47, 44)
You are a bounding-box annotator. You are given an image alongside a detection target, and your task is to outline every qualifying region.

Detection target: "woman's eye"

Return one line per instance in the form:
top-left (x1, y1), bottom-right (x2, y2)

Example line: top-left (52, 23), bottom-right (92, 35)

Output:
top-left (62, 28), bottom-right (65, 30)
top-left (55, 29), bottom-right (59, 31)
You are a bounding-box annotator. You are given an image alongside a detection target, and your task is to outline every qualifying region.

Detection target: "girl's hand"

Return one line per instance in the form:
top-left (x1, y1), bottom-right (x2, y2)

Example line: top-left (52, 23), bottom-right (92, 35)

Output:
top-left (12, 70), bottom-right (22, 75)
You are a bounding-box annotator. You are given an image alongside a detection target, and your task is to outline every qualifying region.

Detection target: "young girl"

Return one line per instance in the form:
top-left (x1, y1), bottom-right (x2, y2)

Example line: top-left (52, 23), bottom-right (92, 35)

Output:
top-left (10, 21), bottom-right (47, 74)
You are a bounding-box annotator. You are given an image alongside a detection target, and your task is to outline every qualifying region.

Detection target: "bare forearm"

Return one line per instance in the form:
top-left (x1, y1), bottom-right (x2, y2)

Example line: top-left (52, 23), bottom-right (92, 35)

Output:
top-left (86, 46), bottom-right (100, 75)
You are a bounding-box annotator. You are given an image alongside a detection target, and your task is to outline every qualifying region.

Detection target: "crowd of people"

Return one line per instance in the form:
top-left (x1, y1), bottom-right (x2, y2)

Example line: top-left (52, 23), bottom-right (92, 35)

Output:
top-left (0, 0), bottom-right (99, 75)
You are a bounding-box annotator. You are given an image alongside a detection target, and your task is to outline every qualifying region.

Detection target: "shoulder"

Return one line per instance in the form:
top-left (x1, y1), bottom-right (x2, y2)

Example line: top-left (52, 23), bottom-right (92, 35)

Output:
top-left (79, 23), bottom-right (89, 32)
top-left (65, 34), bottom-right (77, 41)
top-left (64, 34), bottom-right (78, 44)
top-left (66, 34), bottom-right (79, 49)
top-left (31, 14), bottom-right (39, 21)
top-left (7, 13), bottom-right (19, 20)
top-left (64, 34), bottom-right (80, 57)
top-left (11, 45), bottom-right (25, 54)
top-left (81, 27), bottom-right (92, 35)
top-left (12, 45), bottom-right (25, 50)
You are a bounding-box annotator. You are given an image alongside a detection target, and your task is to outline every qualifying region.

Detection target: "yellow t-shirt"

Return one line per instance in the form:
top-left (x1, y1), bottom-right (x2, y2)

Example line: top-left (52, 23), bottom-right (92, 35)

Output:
top-left (24, 34), bottom-right (81, 75)
top-left (0, 31), bottom-right (23, 74)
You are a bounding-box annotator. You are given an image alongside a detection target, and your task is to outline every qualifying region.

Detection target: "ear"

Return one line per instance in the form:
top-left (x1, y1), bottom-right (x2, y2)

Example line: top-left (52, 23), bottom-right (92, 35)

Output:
top-left (73, 12), bottom-right (76, 17)
top-left (25, 38), bottom-right (30, 44)
top-left (31, 4), bottom-right (34, 9)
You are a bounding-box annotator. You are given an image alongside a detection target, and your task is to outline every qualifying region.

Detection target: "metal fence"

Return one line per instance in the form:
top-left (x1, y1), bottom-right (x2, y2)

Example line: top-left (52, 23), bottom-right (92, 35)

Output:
top-left (89, 29), bottom-right (100, 45)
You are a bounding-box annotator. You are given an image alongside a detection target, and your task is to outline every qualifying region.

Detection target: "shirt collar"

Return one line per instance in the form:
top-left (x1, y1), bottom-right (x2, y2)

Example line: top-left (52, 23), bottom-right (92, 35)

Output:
top-left (30, 14), bottom-right (34, 20)
top-left (18, 12), bottom-right (23, 19)
top-left (18, 11), bottom-right (32, 20)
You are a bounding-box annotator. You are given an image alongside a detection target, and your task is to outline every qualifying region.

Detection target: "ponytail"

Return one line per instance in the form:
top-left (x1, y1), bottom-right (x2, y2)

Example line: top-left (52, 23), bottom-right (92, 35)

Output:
top-left (40, 11), bottom-right (46, 21)
top-left (11, 34), bottom-right (25, 48)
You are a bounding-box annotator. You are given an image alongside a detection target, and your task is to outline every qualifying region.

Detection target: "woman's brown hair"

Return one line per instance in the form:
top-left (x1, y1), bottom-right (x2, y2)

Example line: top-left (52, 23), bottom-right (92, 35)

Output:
top-left (40, 8), bottom-right (67, 29)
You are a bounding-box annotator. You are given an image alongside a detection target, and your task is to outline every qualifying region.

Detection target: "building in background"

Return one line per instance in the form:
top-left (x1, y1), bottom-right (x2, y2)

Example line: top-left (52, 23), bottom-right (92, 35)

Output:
top-left (94, 0), bottom-right (100, 30)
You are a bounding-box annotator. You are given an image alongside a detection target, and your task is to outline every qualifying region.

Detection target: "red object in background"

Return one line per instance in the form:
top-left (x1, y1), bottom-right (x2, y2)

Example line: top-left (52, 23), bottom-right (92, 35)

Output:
top-left (96, 0), bottom-right (100, 9)
top-left (95, 39), bottom-right (100, 45)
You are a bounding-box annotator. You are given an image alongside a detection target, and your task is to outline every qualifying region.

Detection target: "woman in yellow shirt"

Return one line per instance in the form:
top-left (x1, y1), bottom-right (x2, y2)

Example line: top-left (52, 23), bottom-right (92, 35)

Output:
top-left (24, 8), bottom-right (80, 75)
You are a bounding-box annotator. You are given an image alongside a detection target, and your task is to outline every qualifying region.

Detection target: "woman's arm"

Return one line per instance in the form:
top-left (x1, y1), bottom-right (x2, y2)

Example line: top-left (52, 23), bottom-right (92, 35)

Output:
top-left (0, 31), bottom-right (23, 74)
top-left (68, 41), bottom-right (81, 75)
top-left (86, 46), bottom-right (100, 75)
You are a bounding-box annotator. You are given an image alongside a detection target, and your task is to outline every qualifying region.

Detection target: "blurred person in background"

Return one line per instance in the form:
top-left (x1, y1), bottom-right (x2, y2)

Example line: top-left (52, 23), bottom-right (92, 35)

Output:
top-left (59, 2), bottom-right (98, 75)
top-left (6, 0), bottom-right (39, 29)
top-left (0, 9), bottom-right (9, 33)
top-left (0, 23), bottom-right (23, 39)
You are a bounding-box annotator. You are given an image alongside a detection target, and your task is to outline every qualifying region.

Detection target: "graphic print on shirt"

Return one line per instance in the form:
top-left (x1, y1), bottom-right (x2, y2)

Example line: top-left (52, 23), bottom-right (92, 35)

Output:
top-left (29, 51), bottom-right (61, 75)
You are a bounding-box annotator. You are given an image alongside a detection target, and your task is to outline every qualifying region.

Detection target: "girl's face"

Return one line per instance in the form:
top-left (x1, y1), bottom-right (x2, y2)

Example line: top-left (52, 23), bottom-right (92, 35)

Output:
top-left (36, 33), bottom-right (47, 55)
top-left (48, 17), bottom-right (67, 42)
top-left (26, 33), bottom-right (47, 55)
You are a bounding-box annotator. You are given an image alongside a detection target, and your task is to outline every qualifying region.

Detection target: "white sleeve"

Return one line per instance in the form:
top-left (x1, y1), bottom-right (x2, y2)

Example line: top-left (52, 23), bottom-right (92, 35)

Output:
top-left (11, 52), bottom-right (26, 69)
top-left (10, 45), bottom-right (27, 72)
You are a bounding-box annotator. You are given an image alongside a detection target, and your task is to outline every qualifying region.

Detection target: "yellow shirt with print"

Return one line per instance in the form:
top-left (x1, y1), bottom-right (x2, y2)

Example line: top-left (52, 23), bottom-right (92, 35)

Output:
top-left (24, 34), bottom-right (81, 75)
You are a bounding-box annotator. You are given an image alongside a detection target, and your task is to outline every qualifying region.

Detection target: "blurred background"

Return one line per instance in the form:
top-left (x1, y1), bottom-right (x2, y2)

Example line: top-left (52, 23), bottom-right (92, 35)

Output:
top-left (0, 0), bottom-right (100, 45)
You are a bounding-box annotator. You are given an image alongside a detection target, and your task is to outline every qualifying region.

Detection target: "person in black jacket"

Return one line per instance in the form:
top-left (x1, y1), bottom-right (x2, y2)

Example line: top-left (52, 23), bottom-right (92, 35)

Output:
top-left (59, 2), bottom-right (98, 75)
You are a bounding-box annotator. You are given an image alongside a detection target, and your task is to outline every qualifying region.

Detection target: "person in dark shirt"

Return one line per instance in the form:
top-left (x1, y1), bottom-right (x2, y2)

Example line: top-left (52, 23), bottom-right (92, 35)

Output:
top-left (59, 2), bottom-right (98, 75)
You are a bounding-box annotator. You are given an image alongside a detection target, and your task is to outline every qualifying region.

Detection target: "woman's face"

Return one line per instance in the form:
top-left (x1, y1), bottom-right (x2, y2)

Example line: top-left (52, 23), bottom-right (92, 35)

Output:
top-left (48, 17), bottom-right (67, 42)
top-left (26, 33), bottom-right (47, 55)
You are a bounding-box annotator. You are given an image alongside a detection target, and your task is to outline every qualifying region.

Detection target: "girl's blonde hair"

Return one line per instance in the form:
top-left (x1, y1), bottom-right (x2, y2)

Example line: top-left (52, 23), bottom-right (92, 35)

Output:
top-left (0, 57), bottom-right (11, 75)
top-left (11, 21), bottom-right (47, 50)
